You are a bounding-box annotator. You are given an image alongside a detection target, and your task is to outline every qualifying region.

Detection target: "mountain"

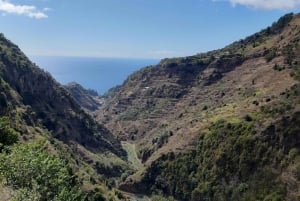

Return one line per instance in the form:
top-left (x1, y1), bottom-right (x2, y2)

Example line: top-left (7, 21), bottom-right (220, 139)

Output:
top-left (65, 82), bottom-right (103, 111)
top-left (0, 33), bottom-right (125, 156)
top-left (96, 13), bottom-right (300, 200)
top-left (0, 33), bottom-right (131, 200)
top-left (0, 12), bottom-right (299, 201)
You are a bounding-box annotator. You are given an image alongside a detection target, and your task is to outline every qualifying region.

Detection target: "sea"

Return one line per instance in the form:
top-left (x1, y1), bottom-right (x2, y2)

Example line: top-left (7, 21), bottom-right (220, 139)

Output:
top-left (29, 56), bottom-right (159, 95)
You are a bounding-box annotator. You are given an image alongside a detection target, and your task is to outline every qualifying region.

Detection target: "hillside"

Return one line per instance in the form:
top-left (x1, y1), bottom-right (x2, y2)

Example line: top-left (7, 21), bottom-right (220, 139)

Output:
top-left (96, 13), bottom-right (300, 200)
top-left (0, 12), bottom-right (299, 201)
top-left (0, 35), bottom-right (125, 155)
top-left (65, 82), bottom-right (103, 112)
top-left (0, 34), bottom-right (132, 200)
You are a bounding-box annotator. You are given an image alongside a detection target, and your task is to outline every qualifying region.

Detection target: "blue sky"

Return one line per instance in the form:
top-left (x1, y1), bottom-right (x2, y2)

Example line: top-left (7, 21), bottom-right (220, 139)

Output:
top-left (0, 0), bottom-right (299, 59)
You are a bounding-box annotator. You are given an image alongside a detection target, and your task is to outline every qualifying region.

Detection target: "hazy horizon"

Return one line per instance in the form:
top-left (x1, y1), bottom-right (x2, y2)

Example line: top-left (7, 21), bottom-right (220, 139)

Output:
top-left (30, 55), bottom-right (159, 94)
top-left (1, 1), bottom-right (299, 59)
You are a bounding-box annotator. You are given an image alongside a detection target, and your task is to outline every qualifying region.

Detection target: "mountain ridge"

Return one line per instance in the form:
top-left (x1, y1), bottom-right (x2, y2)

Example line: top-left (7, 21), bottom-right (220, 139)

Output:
top-left (65, 82), bottom-right (103, 112)
top-left (97, 12), bottom-right (299, 159)
top-left (95, 13), bottom-right (300, 200)
top-left (0, 33), bottom-right (124, 156)
top-left (0, 33), bottom-right (133, 200)
top-left (0, 12), bottom-right (299, 201)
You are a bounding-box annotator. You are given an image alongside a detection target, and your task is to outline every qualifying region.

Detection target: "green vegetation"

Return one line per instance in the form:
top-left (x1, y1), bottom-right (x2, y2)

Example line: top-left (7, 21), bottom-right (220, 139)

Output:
top-left (1, 12), bottom-right (300, 201)
top-left (0, 116), bottom-right (18, 151)
top-left (0, 141), bottom-right (85, 201)
top-left (119, 108), bottom-right (141, 121)
top-left (151, 195), bottom-right (176, 201)
top-left (273, 63), bottom-right (285, 71)
top-left (265, 47), bottom-right (277, 62)
top-left (1, 32), bottom-right (125, 157)
top-left (141, 113), bottom-right (300, 201)
top-left (283, 37), bottom-right (300, 81)
top-left (65, 82), bottom-right (101, 111)
top-left (121, 141), bottom-right (143, 170)
top-left (0, 32), bottom-right (134, 200)
top-left (270, 13), bottom-right (294, 33)
top-left (222, 13), bottom-right (294, 55)
top-left (99, 14), bottom-right (300, 201)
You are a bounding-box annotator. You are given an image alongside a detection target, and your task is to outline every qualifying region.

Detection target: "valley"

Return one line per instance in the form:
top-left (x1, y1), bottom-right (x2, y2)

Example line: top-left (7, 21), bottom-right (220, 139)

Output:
top-left (97, 13), bottom-right (300, 200)
top-left (121, 141), bottom-right (144, 170)
top-left (0, 12), bottom-right (299, 201)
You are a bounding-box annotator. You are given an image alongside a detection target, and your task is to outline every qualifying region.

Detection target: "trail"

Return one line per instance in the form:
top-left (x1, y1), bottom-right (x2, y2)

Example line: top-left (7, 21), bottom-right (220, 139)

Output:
top-left (121, 141), bottom-right (150, 200)
top-left (122, 192), bottom-right (151, 201)
top-left (121, 141), bottom-right (143, 170)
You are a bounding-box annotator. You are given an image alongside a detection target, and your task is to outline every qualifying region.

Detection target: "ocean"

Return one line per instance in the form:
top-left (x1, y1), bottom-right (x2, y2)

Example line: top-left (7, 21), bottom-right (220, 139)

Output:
top-left (29, 56), bottom-right (159, 95)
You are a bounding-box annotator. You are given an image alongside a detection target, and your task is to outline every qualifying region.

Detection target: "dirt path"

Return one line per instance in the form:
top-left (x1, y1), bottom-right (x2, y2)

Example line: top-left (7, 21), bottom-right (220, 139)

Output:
top-left (121, 141), bottom-right (143, 170)
top-left (121, 142), bottom-right (149, 200)
top-left (122, 192), bottom-right (151, 201)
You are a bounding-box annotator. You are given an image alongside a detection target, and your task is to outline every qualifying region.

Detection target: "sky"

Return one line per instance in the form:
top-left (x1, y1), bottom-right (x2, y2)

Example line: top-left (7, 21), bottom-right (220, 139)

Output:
top-left (0, 0), bottom-right (299, 59)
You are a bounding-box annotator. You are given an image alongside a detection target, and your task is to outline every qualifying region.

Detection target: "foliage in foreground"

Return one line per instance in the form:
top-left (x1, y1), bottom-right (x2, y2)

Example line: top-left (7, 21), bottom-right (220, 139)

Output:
top-left (0, 141), bottom-right (86, 201)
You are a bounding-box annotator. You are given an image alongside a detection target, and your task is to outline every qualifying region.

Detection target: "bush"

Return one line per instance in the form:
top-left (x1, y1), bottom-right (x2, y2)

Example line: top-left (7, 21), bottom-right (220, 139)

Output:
top-left (0, 92), bottom-right (8, 107)
top-left (244, 114), bottom-right (253, 122)
top-left (265, 48), bottom-right (277, 62)
top-left (141, 115), bottom-right (299, 201)
top-left (0, 142), bottom-right (85, 201)
top-left (91, 192), bottom-right (106, 201)
top-left (0, 116), bottom-right (18, 151)
top-left (273, 64), bottom-right (285, 71)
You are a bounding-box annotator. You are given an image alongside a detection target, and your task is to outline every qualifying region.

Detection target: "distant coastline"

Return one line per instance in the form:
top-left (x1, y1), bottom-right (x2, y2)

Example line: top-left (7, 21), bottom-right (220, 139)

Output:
top-left (29, 56), bottom-right (159, 95)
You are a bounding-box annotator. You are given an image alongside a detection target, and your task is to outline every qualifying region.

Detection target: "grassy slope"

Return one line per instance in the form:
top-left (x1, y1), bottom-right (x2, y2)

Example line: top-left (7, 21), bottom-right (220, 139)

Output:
top-left (122, 141), bottom-right (144, 170)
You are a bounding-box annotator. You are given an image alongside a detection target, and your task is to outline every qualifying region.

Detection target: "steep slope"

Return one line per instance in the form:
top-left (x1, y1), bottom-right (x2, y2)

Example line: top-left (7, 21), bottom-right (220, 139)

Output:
top-left (65, 82), bottom-right (103, 112)
top-left (0, 34), bottom-right (132, 200)
top-left (0, 33), bottom-right (124, 155)
top-left (96, 13), bottom-right (300, 200)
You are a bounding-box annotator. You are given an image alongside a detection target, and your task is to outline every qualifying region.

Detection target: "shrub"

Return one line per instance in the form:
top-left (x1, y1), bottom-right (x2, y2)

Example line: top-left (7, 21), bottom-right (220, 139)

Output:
top-left (141, 115), bottom-right (299, 201)
top-left (0, 142), bottom-right (85, 201)
top-left (0, 92), bottom-right (8, 107)
top-left (265, 48), bottom-right (277, 62)
top-left (0, 116), bottom-right (18, 151)
top-left (273, 64), bottom-right (285, 71)
top-left (244, 114), bottom-right (253, 122)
